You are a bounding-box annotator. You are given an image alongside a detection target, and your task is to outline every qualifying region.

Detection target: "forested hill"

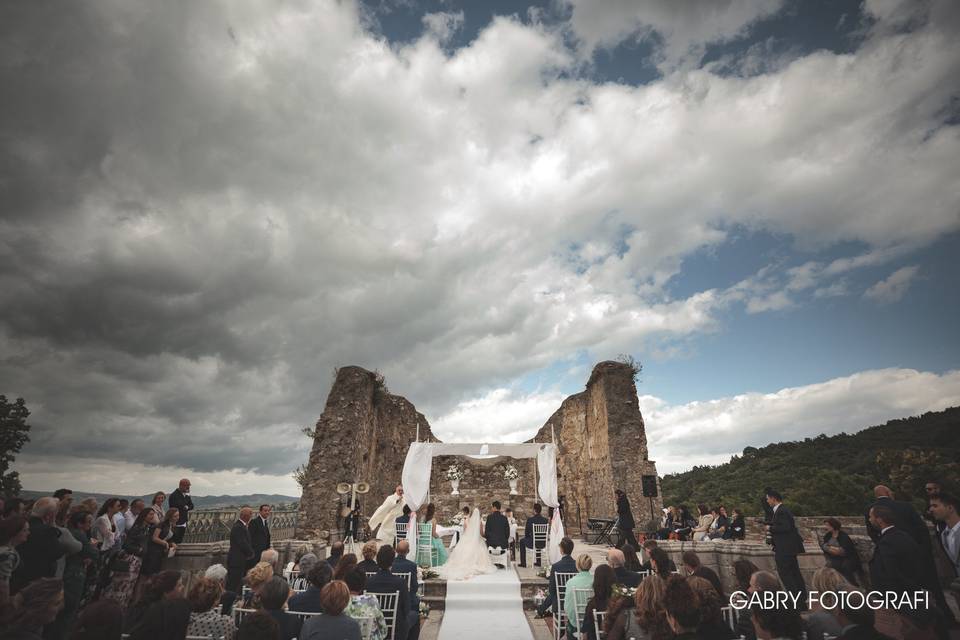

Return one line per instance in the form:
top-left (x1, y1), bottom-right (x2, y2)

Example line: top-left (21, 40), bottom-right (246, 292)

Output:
top-left (661, 407), bottom-right (959, 517)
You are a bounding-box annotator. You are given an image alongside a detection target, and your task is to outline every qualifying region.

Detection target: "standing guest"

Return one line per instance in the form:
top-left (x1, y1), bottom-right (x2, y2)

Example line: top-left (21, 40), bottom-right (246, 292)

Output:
top-left (259, 576), bottom-right (302, 640)
top-left (128, 597), bottom-right (191, 640)
top-left (820, 518), bottom-right (861, 585)
top-left (615, 489), bottom-right (638, 549)
top-left (662, 575), bottom-right (702, 640)
top-left (765, 490), bottom-right (807, 609)
top-left (123, 500), bottom-right (143, 533)
top-left (639, 540), bottom-right (676, 574)
top-left (343, 567), bottom-right (389, 640)
top-left (52, 490), bottom-right (72, 503)
top-left (828, 588), bottom-right (891, 640)
top-left (333, 553), bottom-right (359, 581)
top-left (518, 503), bottom-right (549, 568)
top-left (236, 610), bottom-right (279, 640)
top-left (249, 505), bottom-right (272, 564)
top-left (77, 500), bottom-right (98, 519)
top-left (608, 548), bottom-right (641, 587)
top-left (357, 540), bottom-right (379, 573)
top-left (54, 497), bottom-right (73, 528)
top-left (226, 507), bottom-right (254, 593)
top-left (70, 599), bottom-right (123, 640)
top-left (805, 568), bottom-right (848, 640)
top-left (288, 563), bottom-right (332, 613)
top-left (58, 511), bottom-right (99, 637)
top-left (1, 515), bottom-right (30, 605)
top-left (112, 500), bottom-right (130, 546)
top-left (102, 508), bottom-right (155, 608)
top-left (562, 554), bottom-right (593, 639)
top-left (606, 574), bottom-right (671, 640)
top-left (929, 492), bottom-right (960, 580)
top-left (203, 564), bottom-right (238, 616)
top-left (926, 481), bottom-right (945, 530)
top-left (167, 479), bottom-right (193, 545)
top-left (682, 551), bottom-right (724, 600)
top-left (147, 493), bottom-right (165, 520)
top-left (241, 561), bottom-right (273, 609)
top-left (299, 580), bottom-right (362, 640)
top-left (92, 499), bottom-right (121, 553)
top-left (123, 570), bottom-right (184, 634)
top-left (648, 547), bottom-right (674, 581)
top-left (142, 508), bottom-right (178, 576)
top-left (326, 541), bottom-right (344, 569)
top-left (4, 498), bottom-right (28, 519)
top-left (692, 504), bottom-right (715, 542)
top-left (687, 576), bottom-right (736, 640)
top-left (622, 544), bottom-right (642, 572)
top-left (186, 576), bottom-right (236, 640)
top-left (723, 509), bottom-right (746, 540)
top-left (580, 564), bottom-right (615, 640)
top-left (393, 540), bottom-right (421, 640)
top-left (537, 537), bottom-right (576, 636)
top-left (365, 545), bottom-right (410, 640)
top-left (11, 498), bottom-right (66, 596)
top-left (4, 577), bottom-right (64, 640)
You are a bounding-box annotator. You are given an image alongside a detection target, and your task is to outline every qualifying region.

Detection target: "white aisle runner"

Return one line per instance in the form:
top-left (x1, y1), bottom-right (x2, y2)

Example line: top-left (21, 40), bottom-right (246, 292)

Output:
top-left (437, 569), bottom-right (534, 640)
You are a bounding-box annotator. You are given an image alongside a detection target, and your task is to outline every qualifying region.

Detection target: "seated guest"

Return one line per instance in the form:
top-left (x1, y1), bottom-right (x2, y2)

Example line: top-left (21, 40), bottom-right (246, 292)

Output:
top-left (708, 507), bottom-right (729, 540)
top-left (820, 518), bottom-right (861, 586)
top-left (606, 574), bottom-right (671, 640)
top-left (333, 553), bottom-right (359, 581)
top-left (129, 598), bottom-right (192, 640)
top-left (687, 576), bottom-right (735, 640)
top-left (752, 599), bottom-right (804, 640)
top-left (737, 570), bottom-right (782, 640)
top-left (259, 576), bottom-right (302, 640)
top-left (4, 577), bottom-right (64, 640)
top-left (71, 598), bottom-right (124, 640)
top-left (674, 506), bottom-right (695, 540)
top-left (608, 548), bottom-right (641, 587)
top-left (300, 580), bottom-right (362, 640)
top-left (392, 540), bottom-right (420, 637)
top-left (395, 505), bottom-right (413, 538)
top-left (358, 541), bottom-right (380, 573)
top-left (124, 570), bottom-right (184, 633)
top-left (657, 507), bottom-right (675, 540)
top-left (804, 568), bottom-right (849, 640)
top-left (241, 561), bottom-right (274, 609)
top-left (1, 515), bottom-right (30, 605)
top-left (682, 551), bottom-right (724, 600)
top-left (326, 541), bottom-right (344, 569)
top-left (692, 504), bottom-right (715, 542)
top-left (288, 562), bottom-right (333, 613)
top-left (723, 509), bottom-right (745, 540)
top-left (663, 575), bottom-right (702, 639)
top-left (10, 498), bottom-right (66, 595)
top-left (639, 540), bottom-right (676, 574)
top-left (829, 588), bottom-right (890, 640)
top-left (186, 576), bottom-right (236, 640)
top-left (536, 537), bottom-right (576, 636)
top-left (236, 610), bottom-right (279, 640)
top-left (365, 544), bottom-right (410, 640)
top-left (582, 564), bottom-right (616, 640)
top-left (563, 554), bottom-right (594, 638)
top-left (260, 548), bottom-right (279, 571)
top-left (344, 566), bottom-right (389, 640)
top-left (621, 543), bottom-right (643, 572)
top-left (204, 563), bottom-right (238, 615)
top-left (518, 503), bottom-right (550, 567)
top-left (648, 548), bottom-right (674, 581)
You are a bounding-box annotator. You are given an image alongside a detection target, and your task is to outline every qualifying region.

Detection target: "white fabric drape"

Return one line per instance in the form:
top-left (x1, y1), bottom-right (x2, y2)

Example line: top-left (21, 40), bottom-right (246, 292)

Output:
top-left (549, 510), bottom-right (565, 565)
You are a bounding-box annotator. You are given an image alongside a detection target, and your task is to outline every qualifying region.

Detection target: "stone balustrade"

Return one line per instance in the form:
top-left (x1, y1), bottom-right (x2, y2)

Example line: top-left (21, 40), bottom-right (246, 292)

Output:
top-left (181, 509), bottom-right (299, 544)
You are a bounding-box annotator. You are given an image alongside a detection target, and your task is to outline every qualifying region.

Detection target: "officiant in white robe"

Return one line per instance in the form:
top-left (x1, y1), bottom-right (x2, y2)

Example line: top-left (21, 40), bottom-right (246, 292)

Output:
top-left (368, 485), bottom-right (405, 546)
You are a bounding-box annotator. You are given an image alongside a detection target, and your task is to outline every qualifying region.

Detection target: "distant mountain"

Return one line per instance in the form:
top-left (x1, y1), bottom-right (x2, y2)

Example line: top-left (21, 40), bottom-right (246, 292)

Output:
top-left (661, 407), bottom-right (960, 517)
top-left (19, 490), bottom-right (299, 510)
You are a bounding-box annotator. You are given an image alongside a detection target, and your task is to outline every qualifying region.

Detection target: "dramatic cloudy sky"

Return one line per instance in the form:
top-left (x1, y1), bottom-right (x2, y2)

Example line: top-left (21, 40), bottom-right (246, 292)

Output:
top-left (2, 0), bottom-right (959, 497)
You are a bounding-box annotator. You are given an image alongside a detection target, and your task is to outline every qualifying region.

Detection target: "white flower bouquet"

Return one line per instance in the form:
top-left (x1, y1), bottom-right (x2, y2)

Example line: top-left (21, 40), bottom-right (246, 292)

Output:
top-left (503, 465), bottom-right (520, 480)
top-left (445, 464), bottom-right (464, 481)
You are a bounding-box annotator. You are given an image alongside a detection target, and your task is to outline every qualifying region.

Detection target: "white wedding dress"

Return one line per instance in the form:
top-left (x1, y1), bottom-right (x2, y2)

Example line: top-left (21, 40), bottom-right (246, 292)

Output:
top-left (437, 508), bottom-right (496, 581)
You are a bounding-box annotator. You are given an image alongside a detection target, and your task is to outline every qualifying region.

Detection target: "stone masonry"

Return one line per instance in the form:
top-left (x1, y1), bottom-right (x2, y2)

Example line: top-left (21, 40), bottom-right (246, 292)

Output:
top-left (298, 362), bottom-right (660, 539)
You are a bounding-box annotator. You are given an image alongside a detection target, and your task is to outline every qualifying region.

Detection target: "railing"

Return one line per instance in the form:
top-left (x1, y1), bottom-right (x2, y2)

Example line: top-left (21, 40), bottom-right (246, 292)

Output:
top-left (181, 509), bottom-right (298, 543)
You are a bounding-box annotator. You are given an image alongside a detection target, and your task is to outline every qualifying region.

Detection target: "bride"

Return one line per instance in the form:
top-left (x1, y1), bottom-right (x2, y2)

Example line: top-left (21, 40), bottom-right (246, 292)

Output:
top-left (437, 507), bottom-right (496, 581)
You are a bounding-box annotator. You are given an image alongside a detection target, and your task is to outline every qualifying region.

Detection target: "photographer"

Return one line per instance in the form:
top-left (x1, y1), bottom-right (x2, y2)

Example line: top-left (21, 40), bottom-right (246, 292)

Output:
top-left (765, 490), bottom-right (807, 610)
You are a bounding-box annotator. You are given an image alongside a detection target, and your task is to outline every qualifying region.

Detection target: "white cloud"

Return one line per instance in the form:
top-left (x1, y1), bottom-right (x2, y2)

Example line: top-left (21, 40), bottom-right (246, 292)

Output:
top-left (642, 368), bottom-right (960, 474)
top-left (422, 11), bottom-right (464, 44)
top-left (864, 265), bottom-right (920, 303)
top-left (433, 388), bottom-right (568, 444)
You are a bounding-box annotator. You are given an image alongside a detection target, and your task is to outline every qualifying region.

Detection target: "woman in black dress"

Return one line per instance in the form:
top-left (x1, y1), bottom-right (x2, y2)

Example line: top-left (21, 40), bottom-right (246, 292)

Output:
top-left (820, 518), bottom-right (861, 585)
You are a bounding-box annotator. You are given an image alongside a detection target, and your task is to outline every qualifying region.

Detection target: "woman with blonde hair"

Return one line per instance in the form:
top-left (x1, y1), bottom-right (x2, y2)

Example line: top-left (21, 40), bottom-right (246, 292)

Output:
top-left (241, 561), bottom-right (274, 609)
top-left (357, 540), bottom-right (379, 573)
top-left (607, 574), bottom-right (671, 640)
top-left (805, 567), bottom-right (849, 640)
top-left (563, 554), bottom-right (594, 637)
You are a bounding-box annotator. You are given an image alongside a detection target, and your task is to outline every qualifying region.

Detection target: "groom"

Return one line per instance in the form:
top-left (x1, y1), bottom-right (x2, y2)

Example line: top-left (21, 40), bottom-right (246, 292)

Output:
top-left (484, 501), bottom-right (511, 567)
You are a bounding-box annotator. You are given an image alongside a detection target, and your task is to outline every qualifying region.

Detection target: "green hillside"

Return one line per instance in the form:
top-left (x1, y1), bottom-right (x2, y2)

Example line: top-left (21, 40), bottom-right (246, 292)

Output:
top-left (661, 407), bottom-right (960, 516)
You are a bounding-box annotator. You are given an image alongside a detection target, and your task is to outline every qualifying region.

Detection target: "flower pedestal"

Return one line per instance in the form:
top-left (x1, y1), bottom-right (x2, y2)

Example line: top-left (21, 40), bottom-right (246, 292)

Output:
top-left (509, 478), bottom-right (518, 495)
top-left (450, 479), bottom-right (460, 495)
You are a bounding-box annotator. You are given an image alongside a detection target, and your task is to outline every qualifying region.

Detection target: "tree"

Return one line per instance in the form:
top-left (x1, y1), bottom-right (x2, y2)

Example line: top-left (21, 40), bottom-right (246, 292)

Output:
top-left (0, 396), bottom-right (32, 496)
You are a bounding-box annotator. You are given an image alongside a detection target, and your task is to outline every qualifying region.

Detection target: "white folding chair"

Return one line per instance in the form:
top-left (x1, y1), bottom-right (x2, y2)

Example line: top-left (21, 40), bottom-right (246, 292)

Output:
top-left (366, 571), bottom-right (378, 580)
top-left (638, 569), bottom-right (651, 578)
top-left (233, 607), bottom-right (257, 627)
top-left (393, 571), bottom-right (412, 593)
top-left (488, 545), bottom-right (510, 568)
top-left (571, 587), bottom-right (593, 638)
top-left (287, 610), bottom-right (323, 625)
top-left (368, 591), bottom-right (399, 640)
top-left (352, 614), bottom-right (375, 640)
top-left (554, 571), bottom-right (577, 640)
top-left (594, 610), bottom-right (607, 640)
top-left (417, 523), bottom-right (438, 566)
top-left (721, 606), bottom-right (738, 631)
top-left (395, 521), bottom-right (408, 544)
top-left (532, 523), bottom-right (549, 566)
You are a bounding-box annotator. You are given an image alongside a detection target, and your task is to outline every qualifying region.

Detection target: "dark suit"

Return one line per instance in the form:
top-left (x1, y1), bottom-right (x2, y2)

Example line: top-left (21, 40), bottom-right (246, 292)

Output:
top-left (10, 517), bottom-right (65, 595)
top-left (614, 566), bottom-right (640, 587)
top-left (769, 503), bottom-right (807, 606)
top-left (288, 585), bottom-right (323, 613)
top-left (167, 489), bottom-right (194, 544)
top-left (519, 514), bottom-right (549, 567)
top-left (693, 565), bottom-right (725, 600)
top-left (366, 568), bottom-right (410, 640)
top-left (640, 556), bottom-right (676, 574)
top-left (358, 558), bottom-right (379, 573)
top-left (723, 515), bottom-right (745, 540)
top-left (226, 520), bottom-right (254, 593)
top-left (838, 624), bottom-right (893, 640)
top-left (393, 554), bottom-right (420, 640)
top-left (617, 493), bottom-right (638, 548)
top-left (537, 554), bottom-right (576, 616)
top-left (249, 515), bottom-right (271, 561)
top-left (485, 511), bottom-right (510, 550)
top-left (266, 608), bottom-right (303, 640)
top-left (326, 553), bottom-right (342, 569)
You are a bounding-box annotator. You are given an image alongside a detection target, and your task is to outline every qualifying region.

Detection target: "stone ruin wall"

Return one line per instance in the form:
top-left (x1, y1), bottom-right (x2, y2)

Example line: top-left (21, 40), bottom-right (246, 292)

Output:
top-left (298, 362), bottom-right (661, 539)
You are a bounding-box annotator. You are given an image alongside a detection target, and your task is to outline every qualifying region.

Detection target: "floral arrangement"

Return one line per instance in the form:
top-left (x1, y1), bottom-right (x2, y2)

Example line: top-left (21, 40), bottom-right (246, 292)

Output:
top-left (612, 584), bottom-right (637, 599)
top-left (503, 464), bottom-right (520, 480)
top-left (445, 464), bottom-right (464, 481)
top-left (444, 511), bottom-right (465, 527)
top-left (534, 588), bottom-right (547, 606)
top-left (419, 601), bottom-right (431, 618)
top-left (536, 568), bottom-right (548, 578)
top-left (421, 568), bottom-right (439, 580)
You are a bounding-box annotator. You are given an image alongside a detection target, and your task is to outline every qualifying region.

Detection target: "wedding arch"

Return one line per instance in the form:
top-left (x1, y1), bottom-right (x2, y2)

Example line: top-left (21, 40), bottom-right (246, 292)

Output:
top-left (400, 441), bottom-right (564, 563)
